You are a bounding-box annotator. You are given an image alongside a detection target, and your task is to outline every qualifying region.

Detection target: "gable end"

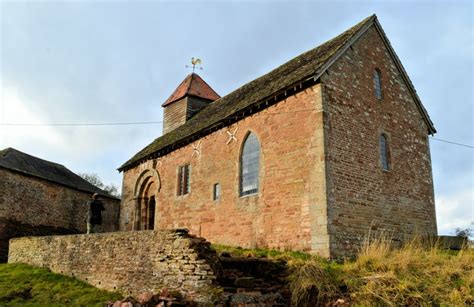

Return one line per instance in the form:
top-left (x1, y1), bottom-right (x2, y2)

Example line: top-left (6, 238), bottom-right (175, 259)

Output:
top-left (312, 18), bottom-right (436, 134)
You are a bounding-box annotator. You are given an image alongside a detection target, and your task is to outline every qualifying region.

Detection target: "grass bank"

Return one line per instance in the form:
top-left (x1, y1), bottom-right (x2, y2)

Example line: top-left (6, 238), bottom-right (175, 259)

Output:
top-left (0, 263), bottom-right (121, 306)
top-left (1, 240), bottom-right (471, 306)
top-left (213, 239), bottom-right (473, 306)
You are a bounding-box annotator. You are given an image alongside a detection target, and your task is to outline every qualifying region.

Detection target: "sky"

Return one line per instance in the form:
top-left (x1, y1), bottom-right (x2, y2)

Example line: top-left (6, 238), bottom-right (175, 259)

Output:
top-left (0, 0), bottom-right (472, 236)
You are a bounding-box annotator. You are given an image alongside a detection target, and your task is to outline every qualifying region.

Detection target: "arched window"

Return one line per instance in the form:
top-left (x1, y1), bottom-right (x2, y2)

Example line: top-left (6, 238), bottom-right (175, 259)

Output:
top-left (373, 69), bottom-right (383, 100)
top-left (240, 132), bottom-right (260, 196)
top-left (380, 134), bottom-right (390, 170)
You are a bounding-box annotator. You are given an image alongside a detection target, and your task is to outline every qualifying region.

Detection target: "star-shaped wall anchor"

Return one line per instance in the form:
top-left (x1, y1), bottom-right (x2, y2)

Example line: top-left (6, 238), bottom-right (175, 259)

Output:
top-left (192, 141), bottom-right (202, 158)
top-left (226, 127), bottom-right (239, 145)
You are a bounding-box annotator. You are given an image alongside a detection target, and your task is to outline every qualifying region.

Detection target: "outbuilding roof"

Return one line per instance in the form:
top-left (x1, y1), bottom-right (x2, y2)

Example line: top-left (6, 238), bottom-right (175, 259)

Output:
top-left (0, 147), bottom-right (116, 198)
top-left (119, 14), bottom-right (435, 172)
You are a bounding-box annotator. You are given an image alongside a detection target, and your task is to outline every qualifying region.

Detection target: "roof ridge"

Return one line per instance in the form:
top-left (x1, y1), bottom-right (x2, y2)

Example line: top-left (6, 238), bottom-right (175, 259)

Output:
top-left (120, 14), bottom-right (435, 172)
top-left (119, 15), bottom-right (376, 171)
top-left (184, 73), bottom-right (195, 94)
top-left (190, 73), bottom-right (220, 99)
top-left (162, 74), bottom-right (193, 106)
top-left (0, 147), bottom-right (117, 198)
top-left (194, 15), bottom-right (376, 113)
top-left (2, 147), bottom-right (67, 169)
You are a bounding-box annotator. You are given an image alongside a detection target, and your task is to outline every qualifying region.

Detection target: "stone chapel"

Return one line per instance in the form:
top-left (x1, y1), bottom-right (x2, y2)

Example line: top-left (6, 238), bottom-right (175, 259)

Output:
top-left (118, 15), bottom-right (437, 258)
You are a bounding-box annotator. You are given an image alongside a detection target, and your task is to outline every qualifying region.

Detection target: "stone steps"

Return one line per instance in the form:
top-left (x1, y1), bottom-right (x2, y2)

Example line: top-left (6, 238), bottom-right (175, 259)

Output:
top-left (216, 256), bottom-right (291, 306)
top-left (107, 251), bottom-right (292, 306)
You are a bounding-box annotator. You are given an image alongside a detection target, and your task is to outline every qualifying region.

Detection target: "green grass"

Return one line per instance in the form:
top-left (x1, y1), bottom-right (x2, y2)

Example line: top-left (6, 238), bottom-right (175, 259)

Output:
top-left (211, 243), bottom-right (313, 261)
top-left (0, 263), bottom-right (122, 306)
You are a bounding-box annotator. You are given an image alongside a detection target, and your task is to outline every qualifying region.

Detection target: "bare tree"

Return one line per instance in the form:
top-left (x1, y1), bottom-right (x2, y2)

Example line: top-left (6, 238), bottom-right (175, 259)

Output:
top-left (78, 173), bottom-right (121, 198)
top-left (454, 227), bottom-right (472, 238)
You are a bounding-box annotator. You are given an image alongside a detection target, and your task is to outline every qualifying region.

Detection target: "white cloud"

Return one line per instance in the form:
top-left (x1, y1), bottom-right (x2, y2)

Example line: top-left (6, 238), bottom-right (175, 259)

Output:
top-left (0, 85), bottom-right (159, 190)
top-left (0, 86), bottom-right (63, 150)
top-left (1, 85), bottom-right (147, 158)
top-left (436, 188), bottom-right (474, 235)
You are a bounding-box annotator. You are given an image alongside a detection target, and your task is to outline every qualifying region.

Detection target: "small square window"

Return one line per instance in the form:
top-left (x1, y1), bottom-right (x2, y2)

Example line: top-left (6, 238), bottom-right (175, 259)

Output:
top-left (213, 183), bottom-right (220, 201)
top-left (177, 164), bottom-right (190, 196)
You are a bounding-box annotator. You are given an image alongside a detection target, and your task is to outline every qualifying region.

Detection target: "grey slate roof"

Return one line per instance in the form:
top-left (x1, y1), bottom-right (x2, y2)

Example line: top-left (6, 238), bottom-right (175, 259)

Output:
top-left (119, 14), bottom-right (435, 172)
top-left (0, 147), bottom-right (115, 198)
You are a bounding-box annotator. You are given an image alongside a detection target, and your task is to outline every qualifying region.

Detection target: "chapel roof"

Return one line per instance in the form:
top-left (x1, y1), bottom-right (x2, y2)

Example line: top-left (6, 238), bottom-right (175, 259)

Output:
top-left (0, 147), bottom-right (116, 198)
top-left (119, 14), bottom-right (435, 172)
top-left (162, 73), bottom-right (220, 107)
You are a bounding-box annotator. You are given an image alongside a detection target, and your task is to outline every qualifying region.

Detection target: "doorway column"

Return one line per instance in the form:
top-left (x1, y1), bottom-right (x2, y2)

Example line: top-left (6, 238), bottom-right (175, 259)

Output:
top-left (133, 197), bottom-right (141, 230)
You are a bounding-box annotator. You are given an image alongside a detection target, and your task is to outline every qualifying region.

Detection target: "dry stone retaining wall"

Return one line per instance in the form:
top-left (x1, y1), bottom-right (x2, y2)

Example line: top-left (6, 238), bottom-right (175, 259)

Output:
top-left (8, 229), bottom-right (222, 303)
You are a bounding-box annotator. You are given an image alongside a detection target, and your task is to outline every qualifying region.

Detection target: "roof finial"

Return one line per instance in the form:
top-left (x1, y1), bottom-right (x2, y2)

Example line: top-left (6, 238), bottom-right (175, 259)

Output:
top-left (186, 57), bottom-right (203, 73)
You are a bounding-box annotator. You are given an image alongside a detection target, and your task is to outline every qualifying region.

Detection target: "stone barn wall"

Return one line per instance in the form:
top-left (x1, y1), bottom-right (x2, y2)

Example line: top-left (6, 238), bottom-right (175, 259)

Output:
top-left (0, 168), bottom-right (120, 262)
top-left (8, 230), bottom-right (222, 303)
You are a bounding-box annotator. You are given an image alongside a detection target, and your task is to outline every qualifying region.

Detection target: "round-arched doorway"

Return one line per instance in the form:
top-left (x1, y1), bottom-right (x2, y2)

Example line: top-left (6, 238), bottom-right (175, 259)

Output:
top-left (133, 169), bottom-right (160, 230)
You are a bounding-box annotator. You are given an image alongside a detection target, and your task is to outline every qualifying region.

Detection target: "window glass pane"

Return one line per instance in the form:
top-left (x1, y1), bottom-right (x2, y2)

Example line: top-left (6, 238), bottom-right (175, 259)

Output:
top-left (213, 183), bottom-right (220, 200)
top-left (177, 166), bottom-right (183, 196)
top-left (374, 69), bottom-right (382, 100)
top-left (240, 133), bottom-right (260, 196)
top-left (380, 135), bottom-right (389, 170)
top-left (177, 164), bottom-right (190, 195)
top-left (184, 165), bottom-right (190, 194)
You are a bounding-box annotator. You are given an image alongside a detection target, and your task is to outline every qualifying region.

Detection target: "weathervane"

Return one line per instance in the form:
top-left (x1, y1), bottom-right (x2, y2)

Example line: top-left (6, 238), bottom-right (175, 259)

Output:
top-left (186, 57), bottom-right (203, 73)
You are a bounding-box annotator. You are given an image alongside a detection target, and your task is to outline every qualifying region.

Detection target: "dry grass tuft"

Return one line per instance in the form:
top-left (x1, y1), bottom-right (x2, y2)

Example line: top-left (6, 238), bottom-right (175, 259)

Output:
top-left (288, 236), bottom-right (473, 306)
top-left (344, 236), bottom-right (473, 306)
top-left (288, 258), bottom-right (343, 306)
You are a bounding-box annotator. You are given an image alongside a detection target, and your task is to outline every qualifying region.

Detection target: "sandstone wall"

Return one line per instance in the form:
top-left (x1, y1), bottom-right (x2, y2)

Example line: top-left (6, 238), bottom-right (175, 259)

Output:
top-left (120, 24), bottom-right (436, 259)
top-left (121, 84), bottom-right (329, 256)
top-left (321, 25), bottom-right (437, 258)
top-left (8, 230), bottom-right (221, 303)
top-left (0, 168), bottom-right (120, 261)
